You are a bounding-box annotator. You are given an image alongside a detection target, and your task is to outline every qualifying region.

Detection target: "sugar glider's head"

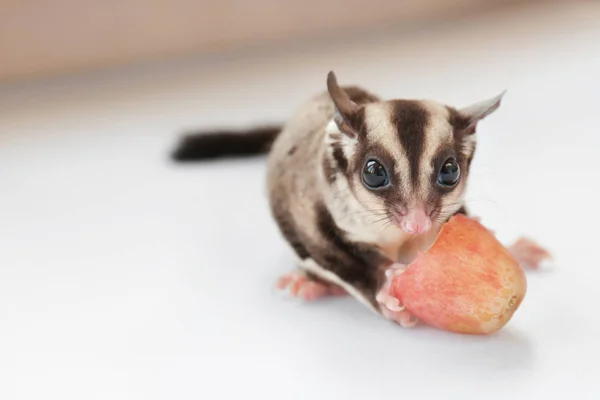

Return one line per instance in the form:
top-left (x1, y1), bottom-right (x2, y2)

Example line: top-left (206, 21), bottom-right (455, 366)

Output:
top-left (323, 71), bottom-right (505, 235)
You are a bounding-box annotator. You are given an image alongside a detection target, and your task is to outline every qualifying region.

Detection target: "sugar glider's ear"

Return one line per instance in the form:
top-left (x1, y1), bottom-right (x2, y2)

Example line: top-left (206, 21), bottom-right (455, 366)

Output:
top-left (458, 90), bottom-right (506, 133)
top-left (327, 71), bottom-right (359, 137)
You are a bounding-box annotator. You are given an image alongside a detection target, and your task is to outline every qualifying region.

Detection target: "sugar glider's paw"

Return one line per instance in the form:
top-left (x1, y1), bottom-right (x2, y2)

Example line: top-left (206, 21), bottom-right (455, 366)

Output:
top-left (375, 263), bottom-right (418, 328)
top-left (277, 270), bottom-right (347, 301)
top-left (508, 237), bottom-right (554, 271)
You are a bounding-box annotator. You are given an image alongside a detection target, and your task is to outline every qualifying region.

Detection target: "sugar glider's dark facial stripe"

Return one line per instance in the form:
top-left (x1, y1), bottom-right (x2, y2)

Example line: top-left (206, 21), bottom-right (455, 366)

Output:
top-left (390, 100), bottom-right (430, 189)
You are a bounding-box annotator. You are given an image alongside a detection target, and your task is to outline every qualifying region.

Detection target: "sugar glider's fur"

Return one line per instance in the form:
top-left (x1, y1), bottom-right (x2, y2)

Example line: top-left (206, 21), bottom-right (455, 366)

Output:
top-left (171, 71), bottom-right (506, 317)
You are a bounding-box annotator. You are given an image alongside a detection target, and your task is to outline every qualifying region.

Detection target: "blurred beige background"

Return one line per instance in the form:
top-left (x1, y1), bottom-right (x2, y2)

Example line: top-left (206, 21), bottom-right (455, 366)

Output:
top-left (0, 0), bottom-right (543, 83)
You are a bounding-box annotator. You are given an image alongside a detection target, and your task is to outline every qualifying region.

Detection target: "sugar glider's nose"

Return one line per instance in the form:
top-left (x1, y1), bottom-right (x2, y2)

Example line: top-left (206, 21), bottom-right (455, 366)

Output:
top-left (400, 208), bottom-right (432, 235)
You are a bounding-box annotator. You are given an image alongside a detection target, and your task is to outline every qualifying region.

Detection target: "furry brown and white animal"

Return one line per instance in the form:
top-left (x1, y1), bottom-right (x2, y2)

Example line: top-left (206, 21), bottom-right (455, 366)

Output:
top-left (171, 71), bottom-right (551, 325)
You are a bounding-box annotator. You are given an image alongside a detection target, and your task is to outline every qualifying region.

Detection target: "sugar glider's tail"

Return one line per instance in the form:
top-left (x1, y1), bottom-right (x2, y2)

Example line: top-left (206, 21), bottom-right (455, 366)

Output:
top-left (170, 125), bottom-right (281, 162)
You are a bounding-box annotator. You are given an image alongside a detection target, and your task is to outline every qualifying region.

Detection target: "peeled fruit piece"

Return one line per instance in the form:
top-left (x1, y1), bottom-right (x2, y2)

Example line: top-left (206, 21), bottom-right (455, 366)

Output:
top-left (391, 214), bottom-right (527, 334)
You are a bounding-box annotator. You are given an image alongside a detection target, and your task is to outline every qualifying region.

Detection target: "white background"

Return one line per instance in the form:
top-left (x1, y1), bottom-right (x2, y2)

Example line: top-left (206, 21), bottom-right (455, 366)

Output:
top-left (1, 2), bottom-right (599, 399)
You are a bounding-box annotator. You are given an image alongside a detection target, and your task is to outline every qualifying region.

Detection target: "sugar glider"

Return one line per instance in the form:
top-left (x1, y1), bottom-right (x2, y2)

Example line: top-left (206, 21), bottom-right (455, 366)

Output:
top-left (171, 71), bottom-right (551, 325)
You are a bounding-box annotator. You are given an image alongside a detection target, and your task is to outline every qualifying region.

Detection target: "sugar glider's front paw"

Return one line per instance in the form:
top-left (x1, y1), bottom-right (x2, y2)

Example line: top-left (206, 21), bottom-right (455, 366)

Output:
top-left (508, 237), bottom-right (554, 271)
top-left (376, 263), bottom-right (418, 328)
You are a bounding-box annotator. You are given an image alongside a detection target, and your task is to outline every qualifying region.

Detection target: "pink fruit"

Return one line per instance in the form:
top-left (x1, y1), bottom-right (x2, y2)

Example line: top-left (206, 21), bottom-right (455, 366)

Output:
top-left (391, 214), bottom-right (527, 334)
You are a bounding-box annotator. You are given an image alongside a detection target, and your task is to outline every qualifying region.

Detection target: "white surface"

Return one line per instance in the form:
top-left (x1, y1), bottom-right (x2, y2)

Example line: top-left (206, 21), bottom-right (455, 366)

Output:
top-left (1, 2), bottom-right (599, 399)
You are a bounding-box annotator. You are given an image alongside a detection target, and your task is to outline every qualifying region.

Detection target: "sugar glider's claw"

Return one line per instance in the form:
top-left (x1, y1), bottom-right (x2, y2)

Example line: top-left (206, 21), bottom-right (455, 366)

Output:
top-left (386, 297), bottom-right (405, 312)
top-left (376, 290), bottom-right (405, 311)
top-left (385, 267), bottom-right (405, 279)
top-left (376, 262), bottom-right (416, 327)
top-left (398, 313), bottom-right (418, 328)
top-left (380, 306), bottom-right (418, 328)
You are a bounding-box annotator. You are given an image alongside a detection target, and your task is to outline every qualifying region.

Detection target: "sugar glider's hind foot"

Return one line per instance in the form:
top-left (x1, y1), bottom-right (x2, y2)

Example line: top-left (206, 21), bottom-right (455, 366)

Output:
top-left (508, 237), bottom-right (554, 271)
top-left (375, 263), bottom-right (418, 328)
top-left (277, 270), bottom-right (347, 301)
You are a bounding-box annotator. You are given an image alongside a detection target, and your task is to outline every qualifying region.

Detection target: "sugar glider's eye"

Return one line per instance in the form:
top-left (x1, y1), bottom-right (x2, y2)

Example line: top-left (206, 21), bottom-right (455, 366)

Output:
top-left (438, 158), bottom-right (460, 187)
top-left (362, 160), bottom-right (389, 189)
